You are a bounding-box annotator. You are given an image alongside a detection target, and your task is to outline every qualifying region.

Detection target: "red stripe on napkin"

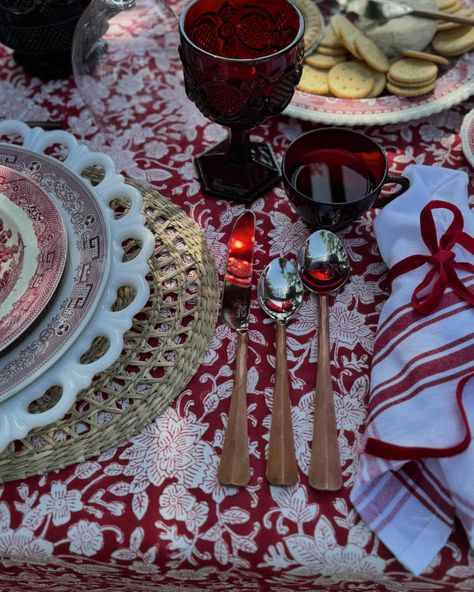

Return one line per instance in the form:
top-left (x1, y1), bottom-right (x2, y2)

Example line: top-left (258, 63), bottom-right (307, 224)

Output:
top-left (366, 373), bottom-right (474, 459)
top-left (396, 463), bottom-right (454, 525)
top-left (373, 285), bottom-right (474, 366)
top-left (369, 340), bottom-right (474, 421)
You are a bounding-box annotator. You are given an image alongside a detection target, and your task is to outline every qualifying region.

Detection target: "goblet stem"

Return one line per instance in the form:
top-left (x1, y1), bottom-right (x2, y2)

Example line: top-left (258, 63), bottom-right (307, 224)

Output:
top-left (194, 126), bottom-right (280, 202)
top-left (228, 127), bottom-right (251, 165)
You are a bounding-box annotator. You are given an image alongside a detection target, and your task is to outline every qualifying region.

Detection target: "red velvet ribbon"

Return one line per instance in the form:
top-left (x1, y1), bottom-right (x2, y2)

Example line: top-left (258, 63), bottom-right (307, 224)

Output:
top-left (387, 200), bottom-right (474, 315)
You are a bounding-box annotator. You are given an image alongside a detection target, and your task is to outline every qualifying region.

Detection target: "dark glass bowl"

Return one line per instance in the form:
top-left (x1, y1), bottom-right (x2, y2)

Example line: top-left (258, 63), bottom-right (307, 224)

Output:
top-left (282, 127), bottom-right (410, 231)
top-left (0, 0), bottom-right (91, 78)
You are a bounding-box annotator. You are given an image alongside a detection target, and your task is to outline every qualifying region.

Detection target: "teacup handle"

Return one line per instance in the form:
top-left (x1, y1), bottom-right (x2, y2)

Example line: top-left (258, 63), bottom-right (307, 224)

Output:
top-left (375, 175), bottom-right (410, 208)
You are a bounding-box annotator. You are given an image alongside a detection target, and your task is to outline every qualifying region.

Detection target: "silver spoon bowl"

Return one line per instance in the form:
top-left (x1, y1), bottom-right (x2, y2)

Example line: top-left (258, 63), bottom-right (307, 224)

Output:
top-left (258, 258), bottom-right (304, 322)
top-left (298, 230), bottom-right (350, 295)
top-left (297, 230), bottom-right (350, 491)
top-left (258, 258), bottom-right (304, 486)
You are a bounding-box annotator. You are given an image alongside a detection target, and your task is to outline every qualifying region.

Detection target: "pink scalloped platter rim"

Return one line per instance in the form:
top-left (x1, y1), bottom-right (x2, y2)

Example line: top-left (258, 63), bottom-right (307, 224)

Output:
top-left (286, 53), bottom-right (474, 125)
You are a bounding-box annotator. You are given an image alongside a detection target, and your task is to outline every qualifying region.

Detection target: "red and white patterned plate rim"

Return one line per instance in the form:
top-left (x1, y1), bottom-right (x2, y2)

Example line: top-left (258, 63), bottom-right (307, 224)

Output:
top-left (461, 107), bottom-right (474, 168)
top-left (0, 165), bottom-right (67, 353)
top-left (0, 144), bottom-right (110, 401)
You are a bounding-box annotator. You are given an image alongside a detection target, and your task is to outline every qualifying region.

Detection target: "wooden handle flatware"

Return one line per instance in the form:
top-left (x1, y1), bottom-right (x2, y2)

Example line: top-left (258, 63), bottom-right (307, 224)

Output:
top-left (217, 330), bottom-right (251, 487)
top-left (308, 294), bottom-right (342, 491)
top-left (266, 322), bottom-right (298, 486)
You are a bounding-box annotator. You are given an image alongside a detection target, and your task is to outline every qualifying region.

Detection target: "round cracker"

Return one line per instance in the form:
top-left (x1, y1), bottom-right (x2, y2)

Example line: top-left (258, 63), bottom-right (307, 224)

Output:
top-left (305, 52), bottom-right (347, 70)
top-left (454, 5), bottom-right (473, 14)
top-left (355, 35), bottom-right (389, 73)
top-left (340, 31), bottom-right (362, 59)
top-left (328, 61), bottom-right (375, 98)
top-left (321, 21), bottom-right (345, 49)
top-left (387, 72), bottom-right (437, 88)
top-left (436, 0), bottom-right (457, 10)
top-left (317, 45), bottom-right (348, 57)
top-left (331, 15), bottom-right (363, 58)
top-left (368, 69), bottom-right (387, 97)
top-left (437, 20), bottom-right (465, 31)
top-left (341, 31), bottom-right (364, 60)
top-left (297, 64), bottom-right (329, 95)
top-left (388, 58), bottom-right (438, 84)
top-left (443, 0), bottom-right (462, 12)
top-left (387, 79), bottom-right (436, 96)
top-left (329, 14), bottom-right (346, 38)
top-left (401, 50), bottom-right (450, 65)
top-left (433, 25), bottom-right (474, 56)
top-left (437, 6), bottom-right (474, 30)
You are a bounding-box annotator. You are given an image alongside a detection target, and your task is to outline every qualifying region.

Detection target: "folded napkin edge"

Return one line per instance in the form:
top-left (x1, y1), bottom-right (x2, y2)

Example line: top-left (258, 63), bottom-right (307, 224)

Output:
top-left (365, 373), bottom-right (474, 461)
top-left (350, 475), bottom-right (453, 576)
top-left (379, 511), bottom-right (452, 577)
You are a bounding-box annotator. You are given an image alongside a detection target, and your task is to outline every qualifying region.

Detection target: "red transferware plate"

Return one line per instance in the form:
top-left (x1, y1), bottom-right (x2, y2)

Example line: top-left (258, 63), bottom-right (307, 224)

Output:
top-left (0, 165), bottom-right (67, 352)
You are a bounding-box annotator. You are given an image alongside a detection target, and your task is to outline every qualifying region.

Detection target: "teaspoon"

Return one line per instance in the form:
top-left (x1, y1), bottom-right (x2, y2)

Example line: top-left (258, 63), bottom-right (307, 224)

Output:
top-left (297, 230), bottom-right (350, 491)
top-left (258, 258), bottom-right (304, 486)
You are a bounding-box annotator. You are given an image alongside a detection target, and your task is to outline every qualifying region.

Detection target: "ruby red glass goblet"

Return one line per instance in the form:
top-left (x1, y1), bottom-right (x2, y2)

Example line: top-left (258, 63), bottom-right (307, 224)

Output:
top-left (179, 0), bottom-right (304, 203)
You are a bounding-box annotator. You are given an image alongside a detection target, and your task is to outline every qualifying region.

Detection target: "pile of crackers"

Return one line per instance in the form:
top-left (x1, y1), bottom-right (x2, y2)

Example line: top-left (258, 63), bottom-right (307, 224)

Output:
top-left (298, 0), bottom-right (474, 99)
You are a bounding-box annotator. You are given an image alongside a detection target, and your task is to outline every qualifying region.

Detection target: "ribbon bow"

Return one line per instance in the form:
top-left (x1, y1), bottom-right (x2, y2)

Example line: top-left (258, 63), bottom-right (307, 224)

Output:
top-left (387, 200), bottom-right (474, 315)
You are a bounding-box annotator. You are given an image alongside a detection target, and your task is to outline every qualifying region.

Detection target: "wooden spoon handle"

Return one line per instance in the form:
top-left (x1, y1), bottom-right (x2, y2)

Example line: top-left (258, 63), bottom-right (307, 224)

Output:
top-left (266, 322), bottom-right (298, 486)
top-left (218, 330), bottom-right (251, 487)
top-left (412, 7), bottom-right (474, 25)
top-left (308, 294), bottom-right (342, 491)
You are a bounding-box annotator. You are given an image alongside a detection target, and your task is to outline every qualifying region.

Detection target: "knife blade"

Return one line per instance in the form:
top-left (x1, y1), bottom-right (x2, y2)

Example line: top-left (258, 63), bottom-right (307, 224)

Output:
top-left (218, 210), bottom-right (256, 487)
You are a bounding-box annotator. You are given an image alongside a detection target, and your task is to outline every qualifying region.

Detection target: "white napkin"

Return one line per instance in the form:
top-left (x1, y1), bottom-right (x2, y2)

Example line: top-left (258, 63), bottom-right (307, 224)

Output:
top-left (350, 164), bottom-right (474, 576)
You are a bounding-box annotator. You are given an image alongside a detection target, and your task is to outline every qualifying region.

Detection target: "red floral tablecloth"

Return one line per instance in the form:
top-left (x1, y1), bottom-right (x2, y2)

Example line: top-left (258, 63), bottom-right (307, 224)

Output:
top-left (1, 26), bottom-right (474, 592)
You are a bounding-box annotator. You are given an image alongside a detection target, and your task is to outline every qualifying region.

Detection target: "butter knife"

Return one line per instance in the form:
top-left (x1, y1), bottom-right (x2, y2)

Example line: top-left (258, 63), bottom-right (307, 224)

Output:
top-left (218, 210), bottom-right (256, 487)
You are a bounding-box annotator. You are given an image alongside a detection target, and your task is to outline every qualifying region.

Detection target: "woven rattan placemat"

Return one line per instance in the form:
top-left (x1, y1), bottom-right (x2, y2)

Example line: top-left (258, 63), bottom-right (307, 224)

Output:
top-left (0, 177), bottom-right (219, 482)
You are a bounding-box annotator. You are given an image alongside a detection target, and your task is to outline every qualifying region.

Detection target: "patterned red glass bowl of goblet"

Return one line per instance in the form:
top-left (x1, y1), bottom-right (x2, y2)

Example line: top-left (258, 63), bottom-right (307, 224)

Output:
top-left (179, 0), bottom-right (304, 203)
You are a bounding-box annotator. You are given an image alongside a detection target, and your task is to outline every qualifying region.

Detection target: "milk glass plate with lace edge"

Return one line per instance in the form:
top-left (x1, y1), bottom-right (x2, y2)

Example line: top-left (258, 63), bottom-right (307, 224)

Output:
top-left (285, 49), bottom-right (474, 126)
top-left (0, 121), bottom-right (154, 452)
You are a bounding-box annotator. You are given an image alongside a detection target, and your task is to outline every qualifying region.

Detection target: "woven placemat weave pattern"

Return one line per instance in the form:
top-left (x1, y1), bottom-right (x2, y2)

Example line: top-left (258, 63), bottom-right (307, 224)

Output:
top-left (0, 178), bottom-right (219, 482)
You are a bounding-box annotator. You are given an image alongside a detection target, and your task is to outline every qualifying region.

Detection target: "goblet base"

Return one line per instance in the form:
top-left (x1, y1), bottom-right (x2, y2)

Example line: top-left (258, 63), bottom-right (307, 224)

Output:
top-left (195, 139), bottom-right (280, 203)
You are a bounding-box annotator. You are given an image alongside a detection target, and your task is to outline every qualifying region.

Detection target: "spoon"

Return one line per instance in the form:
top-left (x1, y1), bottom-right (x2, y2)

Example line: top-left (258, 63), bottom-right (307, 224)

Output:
top-left (297, 230), bottom-right (350, 491)
top-left (258, 258), bottom-right (304, 486)
top-left (346, 0), bottom-right (474, 26)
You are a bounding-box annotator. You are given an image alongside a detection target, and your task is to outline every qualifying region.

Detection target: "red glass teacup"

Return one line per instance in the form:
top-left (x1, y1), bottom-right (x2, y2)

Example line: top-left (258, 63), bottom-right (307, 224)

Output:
top-left (179, 0), bottom-right (305, 203)
top-left (282, 128), bottom-right (410, 231)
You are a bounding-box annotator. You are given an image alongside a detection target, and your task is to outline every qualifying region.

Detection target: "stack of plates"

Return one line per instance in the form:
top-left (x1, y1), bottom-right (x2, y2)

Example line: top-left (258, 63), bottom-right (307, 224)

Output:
top-left (0, 165), bottom-right (68, 352)
top-left (0, 120), bottom-right (154, 452)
